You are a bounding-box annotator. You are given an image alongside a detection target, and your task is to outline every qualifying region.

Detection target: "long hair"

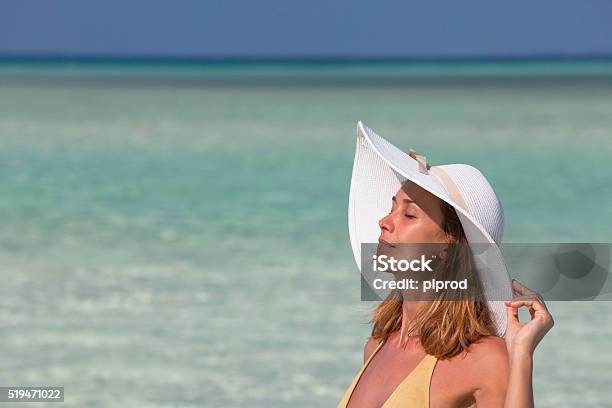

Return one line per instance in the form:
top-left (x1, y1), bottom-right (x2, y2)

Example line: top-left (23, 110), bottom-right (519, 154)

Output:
top-left (369, 201), bottom-right (495, 359)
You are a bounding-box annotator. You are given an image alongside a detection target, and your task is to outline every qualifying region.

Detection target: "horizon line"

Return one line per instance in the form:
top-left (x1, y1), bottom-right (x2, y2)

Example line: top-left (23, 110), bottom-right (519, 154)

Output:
top-left (2, 52), bottom-right (612, 64)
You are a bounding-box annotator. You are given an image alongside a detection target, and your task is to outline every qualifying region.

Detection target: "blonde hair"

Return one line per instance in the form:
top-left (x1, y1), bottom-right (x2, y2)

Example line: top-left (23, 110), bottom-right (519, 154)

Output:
top-left (369, 201), bottom-right (494, 359)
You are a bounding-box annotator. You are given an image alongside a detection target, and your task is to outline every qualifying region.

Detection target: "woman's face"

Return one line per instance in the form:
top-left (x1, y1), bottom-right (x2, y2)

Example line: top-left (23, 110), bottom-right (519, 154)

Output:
top-left (378, 180), bottom-right (448, 245)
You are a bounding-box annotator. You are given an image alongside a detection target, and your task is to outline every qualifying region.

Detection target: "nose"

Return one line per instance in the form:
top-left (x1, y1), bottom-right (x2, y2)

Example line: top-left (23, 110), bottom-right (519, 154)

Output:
top-left (378, 212), bottom-right (394, 234)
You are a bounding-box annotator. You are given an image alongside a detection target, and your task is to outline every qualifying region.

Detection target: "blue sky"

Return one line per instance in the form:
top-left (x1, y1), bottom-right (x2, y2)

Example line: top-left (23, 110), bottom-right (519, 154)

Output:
top-left (1, 0), bottom-right (612, 58)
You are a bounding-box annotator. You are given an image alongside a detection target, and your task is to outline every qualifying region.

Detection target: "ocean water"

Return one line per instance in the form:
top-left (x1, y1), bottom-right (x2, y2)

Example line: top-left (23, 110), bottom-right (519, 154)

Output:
top-left (0, 61), bottom-right (611, 407)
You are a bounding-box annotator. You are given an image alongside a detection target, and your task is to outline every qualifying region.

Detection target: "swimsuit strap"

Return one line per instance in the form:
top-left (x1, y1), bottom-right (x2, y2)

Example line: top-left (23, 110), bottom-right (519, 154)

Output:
top-left (337, 340), bottom-right (439, 408)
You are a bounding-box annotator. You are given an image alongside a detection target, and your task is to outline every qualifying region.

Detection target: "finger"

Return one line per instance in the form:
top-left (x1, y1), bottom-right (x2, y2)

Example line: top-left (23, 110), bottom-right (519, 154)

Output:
top-left (509, 294), bottom-right (539, 302)
top-left (511, 281), bottom-right (547, 306)
top-left (506, 299), bottom-right (536, 318)
top-left (507, 297), bottom-right (554, 332)
top-left (505, 300), bottom-right (538, 313)
top-left (505, 304), bottom-right (519, 323)
top-left (511, 292), bottom-right (548, 310)
top-left (507, 299), bottom-right (549, 317)
top-left (512, 279), bottom-right (538, 297)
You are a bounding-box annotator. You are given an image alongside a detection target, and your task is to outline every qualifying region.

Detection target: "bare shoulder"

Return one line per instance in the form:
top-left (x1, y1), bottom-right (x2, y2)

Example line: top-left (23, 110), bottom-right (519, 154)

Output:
top-left (465, 336), bottom-right (509, 388)
top-left (445, 336), bottom-right (508, 369)
top-left (431, 336), bottom-right (509, 406)
top-left (363, 336), bottom-right (381, 363)
top-left (467, 335), bottom-right (508, 363)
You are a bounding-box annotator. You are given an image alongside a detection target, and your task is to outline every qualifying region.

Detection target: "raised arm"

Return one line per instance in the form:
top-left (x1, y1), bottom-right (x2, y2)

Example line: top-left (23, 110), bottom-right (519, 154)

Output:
top-left (503, 280), bottom-right (554, 408)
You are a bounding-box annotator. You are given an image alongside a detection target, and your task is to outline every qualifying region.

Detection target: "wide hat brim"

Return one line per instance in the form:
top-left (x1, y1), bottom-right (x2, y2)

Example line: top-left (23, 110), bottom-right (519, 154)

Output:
top-left (348, 121), bottom-right (512, 337)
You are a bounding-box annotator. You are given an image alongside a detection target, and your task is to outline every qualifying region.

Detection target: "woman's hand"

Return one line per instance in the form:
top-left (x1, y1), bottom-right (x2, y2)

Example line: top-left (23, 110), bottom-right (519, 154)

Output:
top-left (504, 279), bottom-right (554, 358)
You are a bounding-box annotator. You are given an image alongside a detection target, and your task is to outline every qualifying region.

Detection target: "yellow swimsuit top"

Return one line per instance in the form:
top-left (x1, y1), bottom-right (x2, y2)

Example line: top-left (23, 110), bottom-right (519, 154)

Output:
top-left (337, 340), bottom-right (438, 408)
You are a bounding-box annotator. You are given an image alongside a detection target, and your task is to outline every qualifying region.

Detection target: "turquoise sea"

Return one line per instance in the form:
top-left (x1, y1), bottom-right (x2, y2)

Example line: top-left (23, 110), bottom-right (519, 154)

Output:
top-left (0, 60), bottom-right (611, 407)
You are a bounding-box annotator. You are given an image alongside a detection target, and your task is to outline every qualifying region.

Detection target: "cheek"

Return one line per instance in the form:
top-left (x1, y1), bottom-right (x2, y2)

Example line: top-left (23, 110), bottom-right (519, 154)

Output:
top-left (395, 219), bottom-right (425, 242)
top-left (397, 218), bottom-right (446, 243)
top-left (422, 220), bottom-right (447, 243)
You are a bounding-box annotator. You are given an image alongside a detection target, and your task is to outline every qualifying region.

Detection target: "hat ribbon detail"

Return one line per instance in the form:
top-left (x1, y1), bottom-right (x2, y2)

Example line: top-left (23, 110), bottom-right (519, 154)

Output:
top-left (408, 148), bottom-right (470, 214)
top-left (408, 149), bottom-right (430, 175)
top-left (429, 166), bottom-right (470, 214)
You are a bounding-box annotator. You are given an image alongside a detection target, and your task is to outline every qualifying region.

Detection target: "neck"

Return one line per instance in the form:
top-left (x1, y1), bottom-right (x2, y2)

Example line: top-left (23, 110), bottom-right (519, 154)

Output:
top-left (398, 299), bottom-right (422, 346)
top-left (397, 285), bottom-right (436, 346)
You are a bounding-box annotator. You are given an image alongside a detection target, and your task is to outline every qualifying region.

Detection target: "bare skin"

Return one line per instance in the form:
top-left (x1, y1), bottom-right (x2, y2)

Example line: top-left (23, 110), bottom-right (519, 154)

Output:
top-left (346, 181), bottom-right (554, 408)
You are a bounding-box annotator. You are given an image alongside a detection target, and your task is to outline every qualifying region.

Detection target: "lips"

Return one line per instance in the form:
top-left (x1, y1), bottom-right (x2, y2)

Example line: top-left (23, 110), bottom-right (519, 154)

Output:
top-left (378, 238), bottom-right (396, 248)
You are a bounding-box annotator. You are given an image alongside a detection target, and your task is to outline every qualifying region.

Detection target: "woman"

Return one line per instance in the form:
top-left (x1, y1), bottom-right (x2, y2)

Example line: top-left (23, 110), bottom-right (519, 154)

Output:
top-left (338, 122), bottom-right (554, 407)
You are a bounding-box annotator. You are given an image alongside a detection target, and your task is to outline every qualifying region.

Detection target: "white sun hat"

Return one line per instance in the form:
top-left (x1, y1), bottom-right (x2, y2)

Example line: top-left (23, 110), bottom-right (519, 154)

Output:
top-left (348, 121), bottom-right (512, 337)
